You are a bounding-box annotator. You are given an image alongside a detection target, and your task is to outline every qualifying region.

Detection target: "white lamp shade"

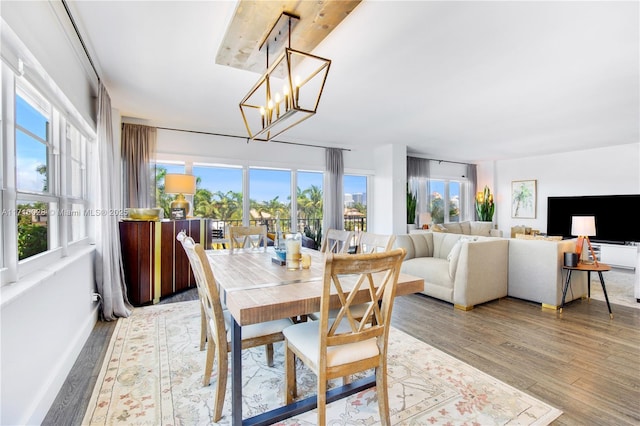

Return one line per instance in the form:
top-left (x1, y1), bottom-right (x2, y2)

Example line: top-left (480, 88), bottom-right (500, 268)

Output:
top-left (419, 212), bottom-right (432, 226)
top-left (571, 216), bottom-right (596, 236)
top-left (165, 174), bottom-right (196, 195)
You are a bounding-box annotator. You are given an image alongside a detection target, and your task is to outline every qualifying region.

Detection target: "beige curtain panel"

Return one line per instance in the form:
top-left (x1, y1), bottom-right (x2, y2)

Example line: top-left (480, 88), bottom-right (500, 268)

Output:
top-left (121, 123), bottom-right (157, 208)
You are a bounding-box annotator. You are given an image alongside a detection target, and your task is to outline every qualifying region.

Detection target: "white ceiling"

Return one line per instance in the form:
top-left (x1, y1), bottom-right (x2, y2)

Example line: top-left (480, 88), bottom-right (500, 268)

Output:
top-left (67, 0), bottom-right (639, 163)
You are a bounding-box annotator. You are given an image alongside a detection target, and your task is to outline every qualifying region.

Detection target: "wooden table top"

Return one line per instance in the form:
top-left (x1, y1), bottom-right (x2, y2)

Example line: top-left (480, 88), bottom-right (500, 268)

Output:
top-left (562, 262), bottom-right (611, 272)
top-left (206, 247), bottom-right (425, 326)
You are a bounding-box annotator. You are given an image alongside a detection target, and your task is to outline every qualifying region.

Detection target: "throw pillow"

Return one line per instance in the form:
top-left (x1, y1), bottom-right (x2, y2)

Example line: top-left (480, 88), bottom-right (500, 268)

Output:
top-left (432, 224), bottom-right (447, 233)
top-left (447, 236), bottom-right (478, 278)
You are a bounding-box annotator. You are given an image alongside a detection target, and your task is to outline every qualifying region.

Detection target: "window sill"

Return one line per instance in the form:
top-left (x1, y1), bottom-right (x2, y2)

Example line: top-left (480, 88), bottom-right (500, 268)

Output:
top-left (0, 244), bottom-right (95, 309)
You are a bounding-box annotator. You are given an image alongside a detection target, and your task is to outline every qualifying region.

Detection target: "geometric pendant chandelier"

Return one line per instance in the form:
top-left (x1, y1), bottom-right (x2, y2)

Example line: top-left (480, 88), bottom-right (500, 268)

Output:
top-left (239, 12), bottom-right (331, 141)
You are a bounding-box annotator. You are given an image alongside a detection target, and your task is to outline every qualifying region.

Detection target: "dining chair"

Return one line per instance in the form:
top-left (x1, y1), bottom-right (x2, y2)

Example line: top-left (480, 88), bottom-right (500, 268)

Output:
top-left (228, 225), bottom-right (268, 252)
top-left (177, 232), bottom-right (292, 421)
top-left (309, 232), bottom-right (396, 323)
top-left (356, 232), bottom-right (396, 254)
top-left (320, 229), bottom-right (354, 254)
top-left (282, 248), bottom-right (406, 426)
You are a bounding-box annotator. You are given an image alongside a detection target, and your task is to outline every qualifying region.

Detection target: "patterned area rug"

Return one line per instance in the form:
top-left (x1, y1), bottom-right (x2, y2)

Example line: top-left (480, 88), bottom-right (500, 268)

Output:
top-left (82, 301), bottom-right (562, 425)
top-left (588, 268), bottom-right (639, 309)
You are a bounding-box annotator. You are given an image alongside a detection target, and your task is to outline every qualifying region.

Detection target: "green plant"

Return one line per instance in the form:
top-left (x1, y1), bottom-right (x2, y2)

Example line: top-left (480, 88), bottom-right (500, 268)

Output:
top-left (406, 184), bottom-right (417, 224)
top-left (475, 185), bottom-right (495, 221)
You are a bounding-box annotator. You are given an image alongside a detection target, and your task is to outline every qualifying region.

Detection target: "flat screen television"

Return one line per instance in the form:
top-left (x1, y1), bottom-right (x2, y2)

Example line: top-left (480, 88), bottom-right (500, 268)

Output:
top-left (547, 194), bottom-right (640, 244)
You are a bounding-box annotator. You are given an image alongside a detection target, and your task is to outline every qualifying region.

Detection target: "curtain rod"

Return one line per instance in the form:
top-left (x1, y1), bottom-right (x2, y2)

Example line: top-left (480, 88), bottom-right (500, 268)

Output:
top-left (61, 0), bottom-right (100, 82)
top-left (144, 125), bottom-right (351, 151)
top-left (409, 155), bottom-right (471, 166)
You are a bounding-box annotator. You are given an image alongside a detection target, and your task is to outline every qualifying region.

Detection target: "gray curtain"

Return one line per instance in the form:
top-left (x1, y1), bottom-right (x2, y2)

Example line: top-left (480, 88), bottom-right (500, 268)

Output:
top-left (121, 123), bottom-right (157, 208)
top-left (407, 156), bottom-right (431, 217)
top-left (323, 148), bottom-right (344, 232)
top-left (466, 164), bottom-right (478, 221)
top-left (93, 83), bottom-right (132, 320)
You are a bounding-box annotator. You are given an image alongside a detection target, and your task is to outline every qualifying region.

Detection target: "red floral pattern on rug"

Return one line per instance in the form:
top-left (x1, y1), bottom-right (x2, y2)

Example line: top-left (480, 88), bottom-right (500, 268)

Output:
top-left (83, 301), bottom-right (562, 425)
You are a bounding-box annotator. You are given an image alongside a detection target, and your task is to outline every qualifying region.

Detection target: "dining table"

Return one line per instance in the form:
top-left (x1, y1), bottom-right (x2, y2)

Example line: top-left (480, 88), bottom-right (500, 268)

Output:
top-left (206, 246), bottom-right (424, 426)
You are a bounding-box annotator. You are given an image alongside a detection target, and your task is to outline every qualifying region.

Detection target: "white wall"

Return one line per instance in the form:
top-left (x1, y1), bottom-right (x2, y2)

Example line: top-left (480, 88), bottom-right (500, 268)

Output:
top-left (478, 143), bottom-right (640, 237)
top-left (0, 247), bottom-right (98, 425)
top-left (372, 144), bottom-right (407, 235)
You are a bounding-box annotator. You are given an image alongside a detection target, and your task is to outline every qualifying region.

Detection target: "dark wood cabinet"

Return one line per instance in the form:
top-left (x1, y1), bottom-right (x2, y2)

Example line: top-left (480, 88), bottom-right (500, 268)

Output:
top-left (119, 219), bottom-right (207, 306)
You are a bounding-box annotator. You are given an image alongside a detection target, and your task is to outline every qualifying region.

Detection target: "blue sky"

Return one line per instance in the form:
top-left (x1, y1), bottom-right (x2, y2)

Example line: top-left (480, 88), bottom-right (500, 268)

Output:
top-left (16, 95), bottom-right (49, 192)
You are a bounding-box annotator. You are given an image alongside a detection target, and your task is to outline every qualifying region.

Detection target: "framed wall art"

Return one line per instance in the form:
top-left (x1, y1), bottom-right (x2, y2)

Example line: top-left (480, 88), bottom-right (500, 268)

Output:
top-left (511, 180), bottom-right (537, 218)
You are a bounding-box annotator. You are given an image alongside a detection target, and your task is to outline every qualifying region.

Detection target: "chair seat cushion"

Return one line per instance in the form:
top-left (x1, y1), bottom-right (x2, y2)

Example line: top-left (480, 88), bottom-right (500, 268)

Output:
top-left (223, 310), bottom-right (292, 340)
top-left (283, 320), bottom-right (379, 367)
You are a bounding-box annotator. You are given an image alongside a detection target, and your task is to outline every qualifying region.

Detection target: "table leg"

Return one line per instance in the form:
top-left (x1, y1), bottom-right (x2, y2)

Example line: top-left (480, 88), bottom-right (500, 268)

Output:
top-left (560, 269), bottom-right (572, 313)
top-left (597, 271), bottom-right (614, 319)
top-left (232, 319), bottom-right (242, 425)
top-left (587, 271), bottom-right (591, 300)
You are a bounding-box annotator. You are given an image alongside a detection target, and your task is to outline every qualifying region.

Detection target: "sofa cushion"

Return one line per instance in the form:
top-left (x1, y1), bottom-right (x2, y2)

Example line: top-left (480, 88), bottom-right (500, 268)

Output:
top-left (442, 222), bottom-right (462, 234)
top-left (394, 234), bottom-right (416, 260)
top-left (459, 221), bottom-right (471, 235)
top-left (401, 257), bottom-right (453, 292)
top-left (470, 221), bottom-right (493, 237)
top-left (411, 233), bottom-right (433, 258)
top-left (433, 232), bottom-right (464, 259)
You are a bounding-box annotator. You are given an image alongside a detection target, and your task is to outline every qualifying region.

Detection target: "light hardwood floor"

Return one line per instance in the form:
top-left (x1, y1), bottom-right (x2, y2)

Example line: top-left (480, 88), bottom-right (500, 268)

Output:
top-left (43, 289), bottom-right (640, 425)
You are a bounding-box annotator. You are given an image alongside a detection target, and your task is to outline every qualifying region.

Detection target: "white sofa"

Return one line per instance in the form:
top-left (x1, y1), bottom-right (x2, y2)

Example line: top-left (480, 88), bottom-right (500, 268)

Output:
top-left (394, 232), bottom-right (509, 310)
top-left (430, 221), bottom-right (503, 238)
top-left (508, 238), bottom-right (587, 308)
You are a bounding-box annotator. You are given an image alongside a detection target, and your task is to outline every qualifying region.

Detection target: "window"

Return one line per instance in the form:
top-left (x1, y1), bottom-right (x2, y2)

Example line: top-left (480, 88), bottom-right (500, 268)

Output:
top-left (192, 164), bottom-right (243, 229)
top-left (297, 171), bottom-right (322, 245)
top-left (1, 70), bottom-right (95, 284)
top-left (344, 174), bottom-right (367, 232)
top-left (66, 123), bottom-right (89, 242)
top-left (428, 179), bottom-right (463, 224)
top-left (15, 83), bottom-right (57, 260)
top-left (249, 168), bottom-right (291, 232)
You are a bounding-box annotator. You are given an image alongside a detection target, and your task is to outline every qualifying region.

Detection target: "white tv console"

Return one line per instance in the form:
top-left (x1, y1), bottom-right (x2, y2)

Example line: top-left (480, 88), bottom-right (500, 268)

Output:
top-left (586, 242), bottom-right (637, 270)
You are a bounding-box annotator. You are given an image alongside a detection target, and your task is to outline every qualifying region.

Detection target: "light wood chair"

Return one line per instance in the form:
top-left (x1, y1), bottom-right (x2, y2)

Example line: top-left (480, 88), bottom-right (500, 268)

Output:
top-left (282, 248), bottom-right (406, 426)
top-left (320, 229), bottom-right (354, 254)
top-left (356, 232), bottom-right (396, 254)
top-left (177, 232), bottom-right (292, 421)
top-left (228, 225), bottom-right (268, 252)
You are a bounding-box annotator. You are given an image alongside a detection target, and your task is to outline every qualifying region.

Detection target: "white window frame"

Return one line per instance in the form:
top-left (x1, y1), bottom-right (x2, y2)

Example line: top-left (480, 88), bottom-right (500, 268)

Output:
top-left (1, 62), bottom-right (95, 286)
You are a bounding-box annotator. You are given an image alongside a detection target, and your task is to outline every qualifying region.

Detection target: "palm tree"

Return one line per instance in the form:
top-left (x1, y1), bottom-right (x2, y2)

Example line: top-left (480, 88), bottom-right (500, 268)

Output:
top-left (512, 183), bottom-right (533, 217)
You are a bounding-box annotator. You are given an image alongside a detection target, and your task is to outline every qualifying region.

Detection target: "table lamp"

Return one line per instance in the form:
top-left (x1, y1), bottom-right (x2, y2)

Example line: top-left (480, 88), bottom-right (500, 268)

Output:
top-left (419, 212), bottom-right (432, 229)
top-left (571, 215), bottom-right (598, 266)
top-left (164, 173), bottom-right (196, 216)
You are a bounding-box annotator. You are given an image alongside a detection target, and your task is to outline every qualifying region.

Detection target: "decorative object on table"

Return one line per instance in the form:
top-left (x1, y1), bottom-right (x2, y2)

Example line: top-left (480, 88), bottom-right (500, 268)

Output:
top-left (127, 207), bottom-right (163, 221)
top-left (564, 252), bottom-right (579, 267)
top-left (475, 185), bottom-right (495, 221)
top-left (165, 173), bottom-right (196, 217)
top-left (273, 247), bottom-right (287, 265)
top-left (511, 179), bottom-right (536, 218)
top-left (407, 184), bottom-right (417, 231)
top-left (170, 207), bottom-right (185, 220)
top-left (571, 215), bottom-right (599, 266)
top-left (285, 232), bottom-right (302, 270)
top-left (419, 212), bottom-right (432, 229)
top-left (239, 12), bottom-right (331, 142)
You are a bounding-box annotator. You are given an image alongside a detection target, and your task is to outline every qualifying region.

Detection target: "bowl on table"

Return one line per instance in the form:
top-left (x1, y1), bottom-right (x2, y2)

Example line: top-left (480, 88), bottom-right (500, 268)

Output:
top-left (128, 208), bottom-right (163, 221)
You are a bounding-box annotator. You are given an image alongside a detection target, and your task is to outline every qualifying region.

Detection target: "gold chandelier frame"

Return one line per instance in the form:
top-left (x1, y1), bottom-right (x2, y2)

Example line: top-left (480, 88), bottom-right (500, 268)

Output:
top-left (239, 13), bottom-right (331, 141)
